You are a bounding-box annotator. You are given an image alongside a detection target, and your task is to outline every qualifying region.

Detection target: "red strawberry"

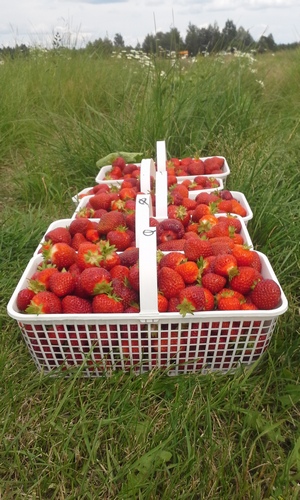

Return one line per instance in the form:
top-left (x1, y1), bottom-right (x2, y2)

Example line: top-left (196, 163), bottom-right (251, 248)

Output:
top-left (250, 279), bottom-right (281, 310)
top-left (183, 238), bottom-right (213, 261)
top-left (16, 288), bottom-right (36, 311)
top-left (216, 290), bottom-right (243, 311)
top-left (76, 242), bottom-right (102, 269)
top-left (43, 242), bottom-right (76, 270)
top-left (92, 293), bottom-right (124, 313)
top-left (156, 219), bottom-right (185, 244)
top-left (201, 273), bottom-right (227, 294)
top-left (119, 247), bottom-right (139, 267)
top-left (78, 267), bottom-right (112, 296)
top-left (98, 240), bottom-right (121, 270)
top-left (213, 254), bottom-right (238, 279)
top-left (178, 285), bottom-right (206, 316)
top-left (107, 226), bottom-right (134, 251)
top-left (231, 244), bottom-right (255, 267)
top-left (25, 291), bottom-right (62, 314)
top-left (204, 156), bottom-right (224, 174)
top-left (202, 287), bottom-right (215, 311)
top-left (71, 232), bottom-right (88, 250)
top-left (176, 261), bottom-right (200, 284)
top-left (159, 252), bottom-right (185, 269)
top-left (128, 263), bottom-right (140, 291)
top-left (111, 278), bottom-right (139, 309)
top-left (167, 205), bottom-right (190, 227)
top-left (110, 264), bottom-right (130, 280)
top-left (187, 158), bottom-right (205, 175)
top-left (98, 211), bottom-right (126, 237)
top-left (48, 270), bottom-right (76, 297)
top-left (192, 204), bottom-right (215, 223)
top-left (158, 293), bottom-right (169, 312)
top-left (158, 267), bottom-right (185, 299)
top-left (89, 192), bottom-right (113, 211)
top-left (158, 240), bottom-right (186, 251)
top-left (61, 295), bottom-right (93, 314)
top-left (68, 218), bottom-right (95, 236)
top-left (230, 266), bottom-right (262, 296)
top-left (29, 266), bottom-right (59, 292)
top-left (44, 226), bottom-right (72, 245)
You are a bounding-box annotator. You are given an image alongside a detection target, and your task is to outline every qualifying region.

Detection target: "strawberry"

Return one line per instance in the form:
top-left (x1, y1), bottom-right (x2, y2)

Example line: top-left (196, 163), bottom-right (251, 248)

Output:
top-left (119, 247), bottom-right (139, 267)
top-left (202, 287), bottom-right (215, 311)
top-left (128, 263), bottom-right (140, 292)
top-left (92, 293), bottom-right (124, 313)
top-left (48, 270), bottom-right (76, 297)
top-left (187, 158), bottom-right (205, 175)
top-left (183, 238), bottom-right (213, 261)
top-left (158, 240), bottom-right (186, 251)
top-left (168, 296), bottom-right (180, 312)
top-left (75, 207), bottom-right (95, 219)
top-left (16, 288), bottom-right (36, 311)
top-left (76, 242), bottom-right (102, 269)
top-left (216, 216), bottom-right (242, 234)
top-left (158, 267), bottom-right (185, 299)
top-left (231, 199), bottom-right (247, 218)
top-left (158, 293), bottom-right (169, 312)
top-left (213, 254), bottom-right (238, 279)
top-left (178, 285), bottom-right (206, 316)
top-left (61, 295), bottom-right (93, 314)
top-left (216, 289), bottom-right (243, 311)
top-left (229, 266), bottom-right (262, 295)
top-left (156, 219), bottom-right (185, 244)
top-left (192, 203), bottom-right (215, 223)
top-left (119, 187), bottom-right (137, 201)
top-left (29, 266), bottom-right (59, 292)
top-left (176, 261), bottom-right (200, 284)
top-left (68, 218), bottom-right (95, 237)
top-left (204, 156), bottom-right (224, 174)
top-left (97, 211), bottom-right (126, 237)
top-left (107, 226), bottom-right (134, 251)
top-left (217, 199), bottom-right (233, 213)
top-left (110, 264), bottom-right (130, 280)
top-left (71, 232), bottom-right (88, 250)
top-left (78, 267), bottom-right (112, 296)
top-left (201, 273), bottom-right (227, 294)
top-left (44, 226), bottom-right (72, 245)
top-left (250, 279), bottom-right (281, 310)
top-left (25, 291), bottom-right (62, 314)
top-left (167, 204), bottom-right (190, 227)
top-left (159, 252), bottom-right (185, 270)
top-left (111, 278), bottom-right (139, 309)
top-left (89, 192), bottom-right (113, 211)
top-left (112, 156), bottom-right (127, 170)
top-left (42, 242), bottom-right (76, 270)
top-left (98, 240), bottom-right (121, 270)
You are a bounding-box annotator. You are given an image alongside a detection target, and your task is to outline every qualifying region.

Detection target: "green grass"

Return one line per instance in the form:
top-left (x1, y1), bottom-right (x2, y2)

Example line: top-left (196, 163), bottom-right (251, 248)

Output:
top-left (1, 47), bottom-right (300, 499)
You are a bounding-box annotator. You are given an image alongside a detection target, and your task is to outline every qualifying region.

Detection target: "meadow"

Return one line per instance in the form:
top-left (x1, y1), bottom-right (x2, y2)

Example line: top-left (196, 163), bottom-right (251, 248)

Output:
top-left (0, 46), bottom-right (300, 498)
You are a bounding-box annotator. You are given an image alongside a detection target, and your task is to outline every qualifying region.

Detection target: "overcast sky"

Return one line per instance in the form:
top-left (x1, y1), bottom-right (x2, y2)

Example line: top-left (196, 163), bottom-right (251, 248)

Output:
top-left (0, 0), bottom-right (299, 49)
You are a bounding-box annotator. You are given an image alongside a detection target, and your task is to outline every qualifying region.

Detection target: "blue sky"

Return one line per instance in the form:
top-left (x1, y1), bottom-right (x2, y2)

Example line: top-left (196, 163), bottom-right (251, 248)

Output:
top-left (0, 0), bottom-right (299, 48)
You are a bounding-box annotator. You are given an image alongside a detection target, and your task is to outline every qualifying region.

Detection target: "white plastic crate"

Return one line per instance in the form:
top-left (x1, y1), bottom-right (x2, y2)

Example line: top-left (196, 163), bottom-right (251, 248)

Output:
top-left (7, 219), bottom-right (287, 377)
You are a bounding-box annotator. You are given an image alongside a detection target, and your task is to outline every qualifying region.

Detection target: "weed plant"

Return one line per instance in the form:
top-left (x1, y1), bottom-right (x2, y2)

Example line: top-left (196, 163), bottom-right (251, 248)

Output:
top-left (0, 47), bottom-right (300, 498)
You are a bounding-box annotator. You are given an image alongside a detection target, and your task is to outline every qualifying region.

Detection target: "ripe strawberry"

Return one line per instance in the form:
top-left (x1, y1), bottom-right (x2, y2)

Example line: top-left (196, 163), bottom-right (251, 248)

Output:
top-left (168, 296), bottom-right (180, 312)
top-left (167, 204), bottom-right (190, 227)
top-left (107, 226), bottom-right (134, 251)
top-left (158, 240), bottom-right (186, 251)
top-left (158, 267), bottom-right (185, 299)
top-left (176, 261), bottom-right (200, 284)
top-left (128, 263), bottom-right (140, 291)
top-left (213, 254), bottom-right (238, 279)
top-left (98, 240), bottom-right (121, 270)
top-left (89, 192), bottom-right (113, 211)
top-left (202, 287), bottom-right (215, 311)
top-left (78, 267), bottom-right (112, 296)
top-left (92, 293), bottom-right (124, 313)
top-left (76, 242), bottom-right (102, 270)
top-left (16, 288), bottom-right (36, 311)
top-left (48, 270), bottom-right (76, 297)
top-left (231, 199), bottom-right (247, 218)
top-left (178, 285), bottom-right (206, 316)
top-left (110, 264), bottom-right (130, 280)
top-left (119, 247), bottom-right (139, 267)
top-left (187, 158), bottom-right (205, 175)
top-left (44, 226), bottom-right (72, 245)
top-left (230, 266), bottom-right (262, 295)
top-left (68, 218), bottom-right (95, 237)
top-left (192, 204), bottom-right (215, 223)
top-left (183, 238), bottom-right (213, 261)
top-left (111, 277), bottom-right (139, 309)
top-left (29, 266), bottom-right (59, 292)
top-left (75, 207), bottom-right (95, 219)
top-left (61, 295), bottom-right (93, 314)
top-left (217, 199), bottom-right (233, 213)
top-left (250, 279), bottom-right (281, 310)
top-left (159, 252), bottom-right (185, 270)
top-left (71, 232), bottom-right (88, 250)
top-left (204, 156), bottom-right (224, 174)
top-left (201, 273), bottom-right (227, 294)
top-left (97, 210), bottom-right (125, 233)
top-left (158, 293), bottom-right (169, 312)
top-left (216, 290), bottom-right (243, 311)
top-left (43, 242), bottom-right (76, 270)
top-left (156, 219), bottom-right (185, 244)
top-left (25, 291), bottom-right (62, 314)
top-left (216, 216), bottom-right (242, 234)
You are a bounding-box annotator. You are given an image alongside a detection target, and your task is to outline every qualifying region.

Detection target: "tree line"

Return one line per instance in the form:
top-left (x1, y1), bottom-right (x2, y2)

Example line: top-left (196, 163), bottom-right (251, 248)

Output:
top-left (0, 19), bottom-right (299, 58)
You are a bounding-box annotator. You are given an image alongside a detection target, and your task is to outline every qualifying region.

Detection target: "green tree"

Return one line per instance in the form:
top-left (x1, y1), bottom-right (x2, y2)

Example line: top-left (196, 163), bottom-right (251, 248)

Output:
top-left (114, 33), bottom-right (125, 48)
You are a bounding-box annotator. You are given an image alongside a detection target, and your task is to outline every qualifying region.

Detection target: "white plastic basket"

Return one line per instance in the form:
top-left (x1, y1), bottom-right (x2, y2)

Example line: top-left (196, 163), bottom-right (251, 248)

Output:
top-left (7, 221), bottom-right (287, 377)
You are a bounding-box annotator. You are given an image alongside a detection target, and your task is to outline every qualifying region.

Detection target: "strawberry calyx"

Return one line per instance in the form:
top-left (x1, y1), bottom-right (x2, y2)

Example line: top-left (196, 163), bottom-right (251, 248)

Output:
top-left (177, 298), bottom-right (196, 317)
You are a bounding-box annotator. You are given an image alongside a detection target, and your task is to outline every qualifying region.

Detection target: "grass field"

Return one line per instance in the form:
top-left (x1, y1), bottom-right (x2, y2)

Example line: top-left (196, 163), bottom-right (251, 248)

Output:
top-left (0, 47), bottom-right (300, 499)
